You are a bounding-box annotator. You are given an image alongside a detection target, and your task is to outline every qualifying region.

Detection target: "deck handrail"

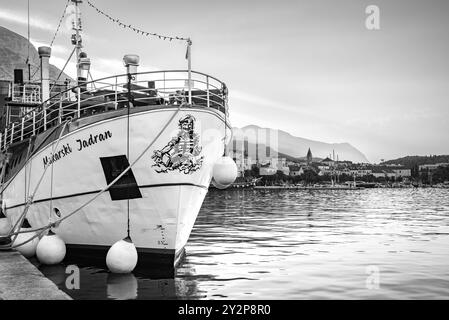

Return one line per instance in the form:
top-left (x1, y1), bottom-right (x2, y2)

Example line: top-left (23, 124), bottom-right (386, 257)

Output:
top-left (0, 70), bottom-right (228, 152)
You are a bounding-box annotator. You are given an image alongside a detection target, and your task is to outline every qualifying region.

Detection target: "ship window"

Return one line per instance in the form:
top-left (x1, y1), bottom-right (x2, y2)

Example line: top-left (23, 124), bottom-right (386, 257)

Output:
top-left (99, 155), bottom-right (142, 201)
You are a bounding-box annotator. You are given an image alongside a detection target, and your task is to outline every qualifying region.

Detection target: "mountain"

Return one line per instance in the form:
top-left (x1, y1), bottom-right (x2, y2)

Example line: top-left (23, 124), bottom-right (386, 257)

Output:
top-left (230, 140), bottom-right (323, 163)
top-left (0, 26), bottom-right (71, 82)
top-left (382, 155), bottom-right (449, 167)
top-left (231, 125), bottom-right (369, 163)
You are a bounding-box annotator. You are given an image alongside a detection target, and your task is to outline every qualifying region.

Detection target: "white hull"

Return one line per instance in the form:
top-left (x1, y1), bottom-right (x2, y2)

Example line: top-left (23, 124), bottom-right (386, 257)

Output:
top-left (2, 107), bottom-right (228, 265)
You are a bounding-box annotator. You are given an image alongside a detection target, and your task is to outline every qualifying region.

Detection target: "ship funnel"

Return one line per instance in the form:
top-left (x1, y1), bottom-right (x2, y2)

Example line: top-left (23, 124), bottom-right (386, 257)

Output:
top-left (38, 46), bottom-right (51, 103)
top-left (123, 54), bottom-right (140, 81)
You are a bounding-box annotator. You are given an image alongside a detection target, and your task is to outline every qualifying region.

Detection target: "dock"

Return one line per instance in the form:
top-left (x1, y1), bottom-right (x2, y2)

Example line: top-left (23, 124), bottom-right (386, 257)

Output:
top-left (0, 251), bottom-right (72, 300)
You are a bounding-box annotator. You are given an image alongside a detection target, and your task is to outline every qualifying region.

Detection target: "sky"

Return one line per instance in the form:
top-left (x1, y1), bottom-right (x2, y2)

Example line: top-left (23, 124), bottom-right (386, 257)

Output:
top-left (1, 0), bottom-right (448, 162)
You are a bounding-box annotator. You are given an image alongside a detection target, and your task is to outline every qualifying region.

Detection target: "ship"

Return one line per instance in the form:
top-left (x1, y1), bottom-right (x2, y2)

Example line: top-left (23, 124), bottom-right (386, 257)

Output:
top-left (0, 0), bottom-right (231, 267)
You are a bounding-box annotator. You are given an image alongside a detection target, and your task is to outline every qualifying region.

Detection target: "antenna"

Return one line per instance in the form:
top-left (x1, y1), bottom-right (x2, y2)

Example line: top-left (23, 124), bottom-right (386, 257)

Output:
top-left (27, 0), bottom-right (31, 81)
top-left (71, 0), bottom-right (84, 83)
top-left (187, 38), bottom-right (192, 105)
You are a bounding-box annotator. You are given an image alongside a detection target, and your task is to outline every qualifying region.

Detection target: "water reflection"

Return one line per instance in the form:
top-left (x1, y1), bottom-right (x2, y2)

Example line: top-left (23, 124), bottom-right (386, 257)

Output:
top-left (107, 274), bottom-right (138, 300)
top-left (39, 189), bottom-right (449, 299)
top-left (39, 264), bottom-right (67, 287)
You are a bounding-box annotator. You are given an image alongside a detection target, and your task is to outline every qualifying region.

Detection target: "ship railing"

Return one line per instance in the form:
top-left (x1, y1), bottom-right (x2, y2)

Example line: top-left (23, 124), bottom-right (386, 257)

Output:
top-left (0, 70), bottom-right (228, 152)
top-left (11, 83), bottom-right (41, 104)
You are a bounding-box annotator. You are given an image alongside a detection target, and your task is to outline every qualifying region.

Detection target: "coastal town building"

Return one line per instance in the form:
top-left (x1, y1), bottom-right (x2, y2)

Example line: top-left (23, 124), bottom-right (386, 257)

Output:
top-left (229, 150), bottom-right (254, 177)
top-left (393, 168), bottom-right (412, 177)
top-left (372, 169), bottom-right (386, 178)
top-left (256, 158), bottom-right (290, 176)
top-left (321, 157), bottom-right (335, 167)
top-left (317, 166), bottom-right (333, 176)
top-left (270, 157), bottom-right (289, 175)
top-left (419, 163), bottom-right (449, 172)
top-left (371, 167), bottom-right (411, 179)
top-left (384, 169), bottom-right (397, 179)
top-left (259, 166), bottom-right (277, 176)
top-left (289, 166), bottom-right (304, 176)
top-left (230, 144), bottom-right (416, 180)
top-left (349, 168), bottom-right (373, 177)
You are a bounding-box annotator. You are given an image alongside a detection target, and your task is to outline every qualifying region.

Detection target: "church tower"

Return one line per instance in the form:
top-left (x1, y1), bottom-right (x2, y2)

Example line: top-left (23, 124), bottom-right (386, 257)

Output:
top-left (306, 148), bottom-right (313, 164)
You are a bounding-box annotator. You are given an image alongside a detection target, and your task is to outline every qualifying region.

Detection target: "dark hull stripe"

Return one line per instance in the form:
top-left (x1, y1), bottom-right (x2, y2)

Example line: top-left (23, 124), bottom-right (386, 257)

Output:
top-left (65, 244), bottom-right (186, 270)
top-left (66, 243), bottom-right (176, 255)
top-left (5, 183), bottom-right (208, 210)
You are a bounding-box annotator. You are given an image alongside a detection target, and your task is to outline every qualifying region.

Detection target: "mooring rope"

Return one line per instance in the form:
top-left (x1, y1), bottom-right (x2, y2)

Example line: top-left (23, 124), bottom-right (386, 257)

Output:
top-left (1, 104), bottom-right (184, 249)
top-left (0, 120), bottom-right (71, 249)
top-left (9, 136), bottom-right (36, 247)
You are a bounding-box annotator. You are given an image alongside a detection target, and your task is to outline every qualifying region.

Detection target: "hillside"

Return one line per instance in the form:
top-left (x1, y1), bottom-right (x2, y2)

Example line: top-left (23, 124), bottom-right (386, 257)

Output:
top-left (231, 125), bottom-right (369, 163)
top-left (382, 155), bottom-right (449, 167)
top-left (0, 26), bottom-right (71, 82)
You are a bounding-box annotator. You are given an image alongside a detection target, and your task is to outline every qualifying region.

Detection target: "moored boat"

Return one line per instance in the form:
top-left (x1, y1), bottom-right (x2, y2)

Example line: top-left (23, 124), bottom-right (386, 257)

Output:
top-left (0, 1), bottom-right (233, 268)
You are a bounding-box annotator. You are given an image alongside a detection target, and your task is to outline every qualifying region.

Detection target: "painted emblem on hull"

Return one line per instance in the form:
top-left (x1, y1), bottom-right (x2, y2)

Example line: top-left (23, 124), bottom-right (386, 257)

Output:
top-left (152, 115), bottom-right (203, 174)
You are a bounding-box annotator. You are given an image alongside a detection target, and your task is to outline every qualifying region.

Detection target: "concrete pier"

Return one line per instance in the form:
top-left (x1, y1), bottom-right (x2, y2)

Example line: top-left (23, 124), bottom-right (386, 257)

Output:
top-left (0, 251), bottom-right (72, 300)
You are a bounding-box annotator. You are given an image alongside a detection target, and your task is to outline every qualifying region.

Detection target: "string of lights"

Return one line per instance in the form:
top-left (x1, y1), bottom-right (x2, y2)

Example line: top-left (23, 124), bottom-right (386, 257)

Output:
top-left (50, 0), bottom-right (71, 47)
top-left (86, 0), bottom-right (190, 43)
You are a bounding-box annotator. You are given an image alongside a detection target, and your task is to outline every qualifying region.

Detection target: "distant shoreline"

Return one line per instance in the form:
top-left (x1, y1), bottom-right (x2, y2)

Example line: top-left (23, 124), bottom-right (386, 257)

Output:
top-left (210, 185), bottom-right (449, 191)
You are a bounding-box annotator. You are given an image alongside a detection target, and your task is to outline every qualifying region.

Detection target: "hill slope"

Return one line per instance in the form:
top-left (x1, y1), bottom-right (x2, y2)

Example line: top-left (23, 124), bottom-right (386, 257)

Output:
top-left (382, 155), bottom-right (449, 167)
top-left (0, 26), bottom-right (71, 82)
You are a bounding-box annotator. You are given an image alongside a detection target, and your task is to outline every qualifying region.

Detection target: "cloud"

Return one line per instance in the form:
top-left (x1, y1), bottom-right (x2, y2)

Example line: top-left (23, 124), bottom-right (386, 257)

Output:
top-left (230, 89), bottom-right (332, 124)
top-left (30, 39), bottom-right (70, 55)
top-left (0, 7), bottom-right (90, 43)
top-left (0, 9), bottom-right (54, 31)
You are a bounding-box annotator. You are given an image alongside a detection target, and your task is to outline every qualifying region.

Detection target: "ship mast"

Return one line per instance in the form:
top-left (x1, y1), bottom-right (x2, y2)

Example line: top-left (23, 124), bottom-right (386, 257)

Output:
top-left (27, 0), bottom-right (31, 81)
top-left (72, 0), bottom-right (83, 84)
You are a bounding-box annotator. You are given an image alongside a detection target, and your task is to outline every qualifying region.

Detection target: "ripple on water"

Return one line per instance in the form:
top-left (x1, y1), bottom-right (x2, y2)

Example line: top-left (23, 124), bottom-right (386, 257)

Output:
top-left (39, 188), bottom-right (449, 299)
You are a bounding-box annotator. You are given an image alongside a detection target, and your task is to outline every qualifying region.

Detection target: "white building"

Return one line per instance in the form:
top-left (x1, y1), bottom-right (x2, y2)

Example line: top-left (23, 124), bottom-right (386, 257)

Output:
top-left (393, 168), bottom-right (411, 177)
top-left (419, 163), bottom-right (449, 172)
top-left (384, 169), bottom-right (397, 178)
top-left (278, 167), bottom-right (290, 176)
top-left (372, 169), bottom-right (386, 178)
top-left (289, 166), bottom-right (304, 176)
top-left (259, 167), bottom-right (277, 176)
top-left (271, 157), bottom-right (289, 175)
top-left (349, 169), bottom-right (372, 177)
